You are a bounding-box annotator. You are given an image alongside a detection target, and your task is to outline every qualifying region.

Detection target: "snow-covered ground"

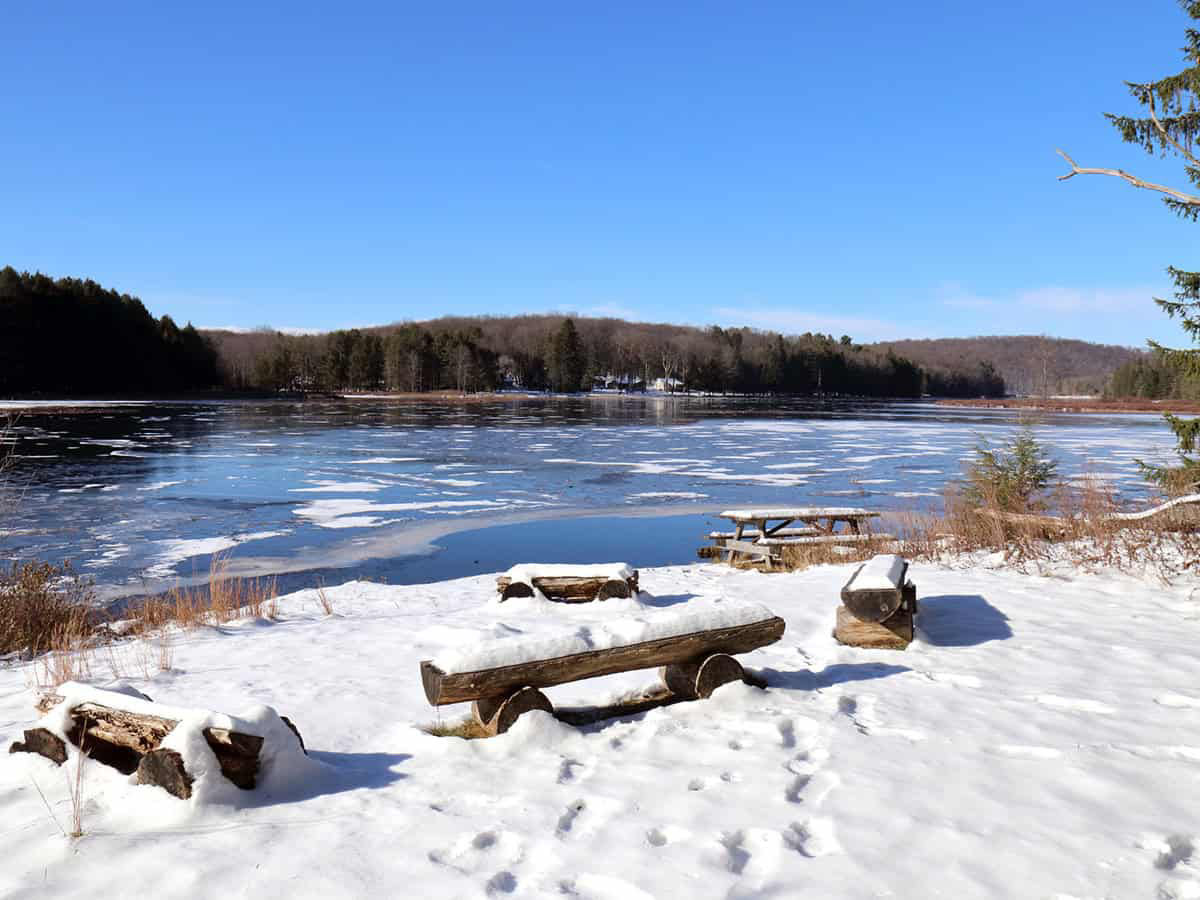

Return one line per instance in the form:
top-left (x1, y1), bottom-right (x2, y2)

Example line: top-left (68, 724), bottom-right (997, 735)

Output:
top-left (3, 558), bottom-right (1199, 899)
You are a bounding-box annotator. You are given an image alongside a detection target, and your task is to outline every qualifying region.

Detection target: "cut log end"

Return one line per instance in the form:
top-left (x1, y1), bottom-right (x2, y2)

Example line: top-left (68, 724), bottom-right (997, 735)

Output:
top-left (474, 686), bottom-right (554, 736)
top-left (137, 749), bottom-right (194, 800)
top-left (9, 728), bottom-right (68, 766)
top-left (499, 581), bottom-right (535, 602)
top-left (597, 579), bottom-right (632, 600)
top-left (662, 653), bottom-right (746, 700)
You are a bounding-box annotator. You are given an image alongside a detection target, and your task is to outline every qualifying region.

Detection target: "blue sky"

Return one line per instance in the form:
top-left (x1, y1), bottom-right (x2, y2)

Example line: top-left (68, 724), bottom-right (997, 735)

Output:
top-left (3, 1), bottom-right (1197, 348)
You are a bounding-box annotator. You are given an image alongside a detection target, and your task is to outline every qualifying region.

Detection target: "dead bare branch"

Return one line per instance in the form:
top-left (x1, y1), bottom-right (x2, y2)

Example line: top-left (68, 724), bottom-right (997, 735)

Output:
top-left (1056, 148), bottom-right (1200, 206)
top-left (1148, 92), bottom-right (1200, 170)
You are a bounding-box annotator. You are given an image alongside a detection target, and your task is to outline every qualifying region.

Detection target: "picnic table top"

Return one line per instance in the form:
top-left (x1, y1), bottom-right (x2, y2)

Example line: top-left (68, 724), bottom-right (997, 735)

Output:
top-left (718, 507), bottom-right (880, 521)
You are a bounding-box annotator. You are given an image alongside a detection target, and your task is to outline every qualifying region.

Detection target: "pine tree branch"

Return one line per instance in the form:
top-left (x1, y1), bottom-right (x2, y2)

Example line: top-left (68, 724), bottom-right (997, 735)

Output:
top-left (1147, 91), bottom-right (1200, 170)
top-left (1056, 149), bottom-right (1200, 205)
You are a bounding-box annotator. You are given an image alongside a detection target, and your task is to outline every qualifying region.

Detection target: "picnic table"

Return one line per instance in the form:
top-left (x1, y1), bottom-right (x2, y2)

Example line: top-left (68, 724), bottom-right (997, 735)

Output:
top-left (709, 507), bottom-right (885, 567)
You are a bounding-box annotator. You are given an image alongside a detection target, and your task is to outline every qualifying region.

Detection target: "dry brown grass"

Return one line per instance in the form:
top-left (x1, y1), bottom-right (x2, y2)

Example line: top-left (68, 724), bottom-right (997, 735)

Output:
top-left (1, 561), bottom-right (94, 657)
top-left (133, 552), bottom-right (279, 633)
top-left (422, 717), bottom-right (488, 739)
top-left (890, 481), bottom-right (1199, 583)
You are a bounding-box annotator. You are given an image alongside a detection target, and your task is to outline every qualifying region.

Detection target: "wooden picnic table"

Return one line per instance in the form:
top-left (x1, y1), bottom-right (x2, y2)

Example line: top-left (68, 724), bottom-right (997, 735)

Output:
top-left (711, 507), bottom-right (883, 567)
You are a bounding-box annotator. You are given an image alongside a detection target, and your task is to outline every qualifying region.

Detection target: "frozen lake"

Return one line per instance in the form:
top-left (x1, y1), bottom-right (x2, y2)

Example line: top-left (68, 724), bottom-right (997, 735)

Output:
top-left (0, 396), bottom-right (1179, 600)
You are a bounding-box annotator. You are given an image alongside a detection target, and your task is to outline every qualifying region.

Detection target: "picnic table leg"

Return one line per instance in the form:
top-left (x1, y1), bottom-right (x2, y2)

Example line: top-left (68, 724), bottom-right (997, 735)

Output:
top-left (729, 521), bottom-right (746, 566)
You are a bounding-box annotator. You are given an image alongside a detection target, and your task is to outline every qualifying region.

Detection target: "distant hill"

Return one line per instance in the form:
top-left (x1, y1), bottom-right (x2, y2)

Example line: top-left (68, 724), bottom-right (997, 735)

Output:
top-left (870, 336), bottom-right (1145, 396)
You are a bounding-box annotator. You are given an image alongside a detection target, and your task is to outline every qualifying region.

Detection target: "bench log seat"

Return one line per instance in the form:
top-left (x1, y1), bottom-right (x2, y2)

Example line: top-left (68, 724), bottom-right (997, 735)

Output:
top-left (834, 554), bottom-right (917, 650)
top-left (496, 563), bottom-right (638, 602)
top-left (420, 601), bottom-right (786, 735)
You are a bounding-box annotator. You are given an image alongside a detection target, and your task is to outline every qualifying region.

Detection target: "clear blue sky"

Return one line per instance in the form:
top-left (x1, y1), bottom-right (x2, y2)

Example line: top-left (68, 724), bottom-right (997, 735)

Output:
top-left (3, 1), bottom-right (1197, 347)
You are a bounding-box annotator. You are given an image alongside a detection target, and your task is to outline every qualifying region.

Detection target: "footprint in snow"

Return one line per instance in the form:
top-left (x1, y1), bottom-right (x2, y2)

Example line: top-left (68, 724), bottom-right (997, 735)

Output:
top-left (784, 818), bottom-right (842, 858)
top-left (720, 829), bottom-right (784, 885)
top-left (557, 757), bottom-right (592, 784)
top-left (786, 770), bottom-right (841, 807)
top-left (646, 825), bottom-right (691, 847)
top-left (1138, 833), bottom-right (1196, 871)
top-left (429, 829), bottom-right (524, 875)
top-left (836, 693), bottom-right (926, 741)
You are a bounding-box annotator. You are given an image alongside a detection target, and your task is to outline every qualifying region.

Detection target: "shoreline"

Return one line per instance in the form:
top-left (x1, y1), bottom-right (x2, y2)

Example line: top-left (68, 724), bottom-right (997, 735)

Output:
top-left (936, 396), bottom-right (1200, 415)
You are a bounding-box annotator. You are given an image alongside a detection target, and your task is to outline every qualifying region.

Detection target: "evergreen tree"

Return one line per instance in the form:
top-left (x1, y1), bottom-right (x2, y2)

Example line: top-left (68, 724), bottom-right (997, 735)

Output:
top-left (548, 318), bottom-right (585, 392)
top-left (1058, 0), bottom-right (1200, 491)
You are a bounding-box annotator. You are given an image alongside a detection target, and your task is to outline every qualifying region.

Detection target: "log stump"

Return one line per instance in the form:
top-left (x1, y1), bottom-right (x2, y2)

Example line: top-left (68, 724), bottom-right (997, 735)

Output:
top-left (473, 686), bottom-right (554, 736)
top-left (834, 585), bottom-right (918, 650)
top-left (662, 653), bottom-right (746, 700)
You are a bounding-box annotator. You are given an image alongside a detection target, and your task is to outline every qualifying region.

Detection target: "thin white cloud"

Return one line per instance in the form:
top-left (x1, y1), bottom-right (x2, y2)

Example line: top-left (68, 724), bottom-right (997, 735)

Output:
top-left (937, 282), bottom-right (1154, 314)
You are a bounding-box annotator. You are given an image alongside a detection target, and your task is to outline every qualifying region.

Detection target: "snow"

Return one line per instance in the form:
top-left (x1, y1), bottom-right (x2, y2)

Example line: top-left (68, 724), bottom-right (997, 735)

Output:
top-left (431, 598), bottom-right (776, 675)
top-left (844, 554), bottom-right (906, 591)
top-left (719, 507), bottom-right (876, 520)
top-left (6, 562), bottom-right (1200, 896)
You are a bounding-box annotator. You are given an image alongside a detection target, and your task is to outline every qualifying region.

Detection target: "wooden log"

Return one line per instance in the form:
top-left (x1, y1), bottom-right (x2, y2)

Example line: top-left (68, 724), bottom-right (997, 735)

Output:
top-left (473, 687), bottom-right (554, 736)
top-left (834, 604), bottom-right (914, 650)
top-left (840, 560), bottom-right (908, 623)
top-left (9, 728), bottom-right (68, 765)
top-left (137, 749), bottom-right (194, 799)
top-left (496, 573), bottom-right (639, 602)
top-left (36, 695), bottom-right (271, 789)
top-left (421, 616), bottom-right (786, 706)
top-left (597, 578), bottom-right (632, 600)
top-left (662, 653), bottom-right (746, 700)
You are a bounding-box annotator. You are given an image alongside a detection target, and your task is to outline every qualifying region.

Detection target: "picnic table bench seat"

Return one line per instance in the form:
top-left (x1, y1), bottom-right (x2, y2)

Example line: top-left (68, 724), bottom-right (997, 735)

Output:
top-left (420, 601), bottom-right (786, 735)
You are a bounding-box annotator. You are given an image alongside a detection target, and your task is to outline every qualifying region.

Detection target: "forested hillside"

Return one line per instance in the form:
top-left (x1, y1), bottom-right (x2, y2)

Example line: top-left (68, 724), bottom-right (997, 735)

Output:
top-left (207, 314), bottom-right (1004, 398)
top-left (871, 335), bottom-right (1142, 396)
top-left (0, 267), bottom-right (220, 394)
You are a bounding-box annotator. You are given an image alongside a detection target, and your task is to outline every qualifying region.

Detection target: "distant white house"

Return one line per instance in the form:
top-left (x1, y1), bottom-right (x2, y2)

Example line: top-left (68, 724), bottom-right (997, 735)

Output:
top-left (650, 376), bottom-right (684, 393)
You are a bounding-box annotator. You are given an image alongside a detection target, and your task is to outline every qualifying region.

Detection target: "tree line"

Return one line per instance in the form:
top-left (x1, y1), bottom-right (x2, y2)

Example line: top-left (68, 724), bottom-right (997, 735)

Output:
top-left (1105, 353), bottom-right (1200, 401)
top-left (211, 314), bottom-right (1007, 398)
top-left (0, 267), bottom-right (220, 394)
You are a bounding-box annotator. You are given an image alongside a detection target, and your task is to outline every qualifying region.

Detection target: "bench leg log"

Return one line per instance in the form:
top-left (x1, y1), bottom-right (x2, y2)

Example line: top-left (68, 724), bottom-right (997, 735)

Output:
top-left (834, 591), bottom-right (918, 651)
top-left (597, 578), bottom-right (632, 600)
top-left (472, 686), bottom-right (555, 736)
top-left (662, 653), bottom-right (746, 700)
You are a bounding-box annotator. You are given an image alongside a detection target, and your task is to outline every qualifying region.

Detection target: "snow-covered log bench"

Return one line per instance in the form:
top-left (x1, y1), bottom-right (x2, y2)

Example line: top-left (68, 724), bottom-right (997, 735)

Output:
top-left (9, 684), bottom-right (306, 800)
top-left (495, 563), bottom-right (638, 602)
top-left (834, 554), bottom-right (917, 650)
top-left (420, 601), bottom-right (786, 735)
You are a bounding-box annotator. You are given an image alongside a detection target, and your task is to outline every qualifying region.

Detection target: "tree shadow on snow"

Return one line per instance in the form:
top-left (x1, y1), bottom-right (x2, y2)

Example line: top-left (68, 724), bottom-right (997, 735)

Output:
top-left (757, 662), bottom-right (911, 693)
top-left (246, 751), bottom-right (411, 807)
top-left (916, 594), bottom-right (1012, 646)
top-left (636, 592), bottom-right (697, 609)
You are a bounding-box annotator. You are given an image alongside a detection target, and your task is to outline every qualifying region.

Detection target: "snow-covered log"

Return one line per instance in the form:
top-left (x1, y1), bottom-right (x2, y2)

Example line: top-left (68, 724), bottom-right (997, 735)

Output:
top-left (835, 555), bottom-right (918, 650)
top-left (14, 687), bottom-right (306, 799)
top-left (840, 555), bottom-right (909, 623)
top-left (495, 563), bottom-right (638, 602)
top-left (420, 602), bottom-right (785, 709)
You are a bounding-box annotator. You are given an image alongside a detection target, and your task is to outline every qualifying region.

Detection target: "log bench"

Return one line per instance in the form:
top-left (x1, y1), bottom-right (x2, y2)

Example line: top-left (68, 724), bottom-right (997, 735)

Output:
top-left (833, 554), bottom-right (917, 650)
top-left (420, 601), bottom-right (786, 735)
top-left (495, 563), bottom-right (638, 602)
top-left (9, 685), bottom-right (305, 800)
